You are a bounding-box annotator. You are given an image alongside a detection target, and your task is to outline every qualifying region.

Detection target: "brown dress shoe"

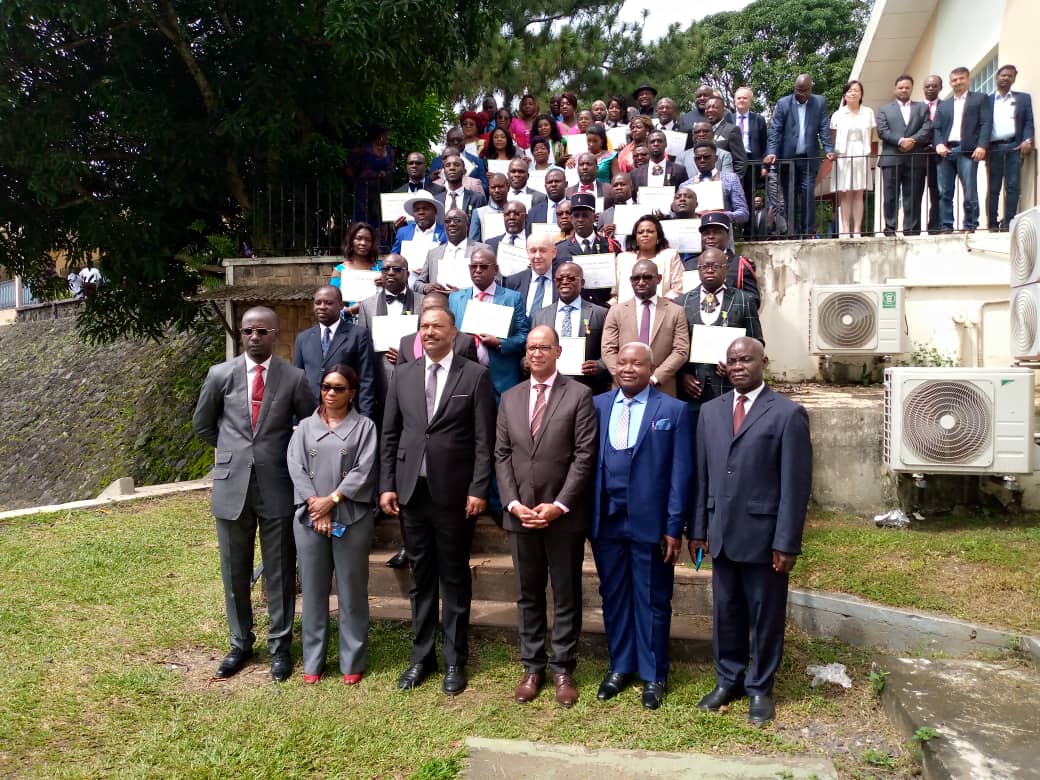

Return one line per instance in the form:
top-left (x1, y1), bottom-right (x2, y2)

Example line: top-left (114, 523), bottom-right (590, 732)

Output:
top-left (514, 671), bottom-right (544, 703)
top-left (553, 673), bottom-right (579, 708)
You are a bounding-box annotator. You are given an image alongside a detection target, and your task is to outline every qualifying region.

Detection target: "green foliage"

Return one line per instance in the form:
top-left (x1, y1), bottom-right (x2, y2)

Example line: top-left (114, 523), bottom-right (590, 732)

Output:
top-left (862, 748), bottom-right (896, 768)
top-left (868, 668), bottom-right (889, 696)
top-left (411, 751), bottom-right (464, 780)
top-left (899, 341), bottom-right (960, 367)
top-left (912, 726), bottom-right (940, 743)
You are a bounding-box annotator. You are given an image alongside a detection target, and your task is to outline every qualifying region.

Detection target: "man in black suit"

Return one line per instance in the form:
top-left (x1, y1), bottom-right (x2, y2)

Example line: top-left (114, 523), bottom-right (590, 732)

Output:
top-left (987, 64), bottom-right (1035, 231)
top-left (565, 153), bottom-right (613, 208)
top-left (507, 157), bottom-right (548, 209)
top-left (630, 130), bottom-right (689, 191)
top-left (397, 291), bottom-right (479, 366)
top-left (503, 233), bottom-right (558, 316)
top-left (633, 82), bottom-right (658, 117)
top-left (486, 200), bottom-right (531, 255)
top-left (435, 153), bottom-right (486, 221)
top-left (933, 66), bottom-right (992, 232)
top-left (705, 96), bottom-right (747, 177)
top-left (733, 87), bottom-right (769, 241)
top-left (356, 255), bottom-right (424, 396)
top-left (554, 193), bottom-right (623, 308)
top-left (654, 97), bottom-right (680, 131)
top-left (531, 261), bottom-right (610, 395)
top-left (528, 168), bottom-right (569, 226)
top-left (876, 74), bottom-right (933, 236)
top-left (597, 172), bottom-right (636, 237)
top-left (495, 325), bottom-right (597, 708)
top-left (751, 196), bottom-right (768, 238)
top-left (690, 337), bottom-right (812, 725)
top-left (396, 151), bottom-right (446, 196)
top-left (921, 75), bottom-right (944, 234)
top-left (293, 285), bottom-right (378, 419)
top-left (380, 306), bottom-right (497, 695)
top-left (678, 85), bottom-right (724, 134)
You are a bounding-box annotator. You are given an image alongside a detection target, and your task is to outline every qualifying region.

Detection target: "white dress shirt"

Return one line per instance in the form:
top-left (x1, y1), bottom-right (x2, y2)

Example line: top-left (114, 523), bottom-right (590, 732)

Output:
top-left (899, 101), bottom-right (912, 126)
top-left (992, 91), bottom-right (1017, 141)
top-left (525, 270), bottom-right (552, 314)
top-left (647, 161), bottom-right (667, 187)
top-left (443, 238), bottom-right (468, 264)
top-left (243, 354), bottom-right (273, 416)
top-left (733, 380), bottom-right (766, 412)
top-left (949, 93), bottom-right (967, 144)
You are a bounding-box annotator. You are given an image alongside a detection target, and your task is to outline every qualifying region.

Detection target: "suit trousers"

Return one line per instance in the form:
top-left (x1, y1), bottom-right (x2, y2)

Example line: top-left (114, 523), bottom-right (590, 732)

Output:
top-left (881, 158), bottom-right (927, 235)
top-left (986, 142), bottom-right (1023, 229)
top-left (402, 479), bottom-right (475, 667)
top-left (591, 534), bottom-right (674, 682)
top-left (938, 149), bottom-right (980, 231)
top-left (740, 166), bottom-right (763, 240)
top-left (925, 152), bottom-right (941, 233)
top-left (778, 156), bottom-right (816, 237)
top-left (214, 472), bottom-right (296, 654)
top-left (293, 513), bottom-right (374, 675)
top-left (711, 551), bottom-right (789, 696)
top-left (509, 527), bottom-right (586, 675)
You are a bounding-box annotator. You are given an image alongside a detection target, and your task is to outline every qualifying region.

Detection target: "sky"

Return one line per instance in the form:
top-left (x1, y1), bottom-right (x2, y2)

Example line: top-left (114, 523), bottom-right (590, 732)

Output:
top-left (619, 0), bottom-right (753, 41)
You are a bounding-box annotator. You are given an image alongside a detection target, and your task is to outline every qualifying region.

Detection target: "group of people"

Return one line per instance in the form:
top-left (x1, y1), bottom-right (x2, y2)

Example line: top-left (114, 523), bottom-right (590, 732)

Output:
top-left (66, 260), bottom-right (102, 298)
top-left (193, 181), bottom-right (812, 723)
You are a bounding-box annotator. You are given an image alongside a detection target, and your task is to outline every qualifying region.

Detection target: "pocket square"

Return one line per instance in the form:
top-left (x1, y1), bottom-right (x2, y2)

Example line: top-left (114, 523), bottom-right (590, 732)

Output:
top-left (652, 418), bottom-right (673, 431)
top-left (450, 394), bottom-right (470, 399)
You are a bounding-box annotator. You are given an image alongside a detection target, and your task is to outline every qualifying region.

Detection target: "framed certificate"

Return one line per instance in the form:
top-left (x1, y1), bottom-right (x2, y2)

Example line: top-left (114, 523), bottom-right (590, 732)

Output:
top-left (636, 186), bottom-right (675, 213)
top-left (379, 193), bottom-right (412, 224)
top-left (370, 314), bottom-right (419, 352)
top-left (573, 253), bottom-right (616, 289)
top-left (557, 337), bottom-right (587, 375)
top-left (460, 298), bottom-right (515, 338)
top-left (337, 269), bottom-right (380, 302)
top-left (689, 324), bottom-right (746, 364)
top-left (495, 242), bottom-right (530, 276)
top-left (663, 130), bottom-right (687, 158)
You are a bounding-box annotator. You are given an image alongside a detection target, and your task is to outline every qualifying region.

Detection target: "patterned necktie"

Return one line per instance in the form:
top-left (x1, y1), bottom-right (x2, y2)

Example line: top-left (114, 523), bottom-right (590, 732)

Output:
top-left (474, 291), bottom-right (490, 365)
top-left (321, 325), bottom-right (331, 358)
top-left (733, 394), bottom-right (748, 434)
top-left (652, 164), bottom-right (663, 176)
top-left (530, 383), bottom-right (547, 438)
top-left (701, 291), bottom-right (718, 313)
top-left (639, 299), bottom-right (651, 343)
top-left (560, 304), bottom-right (574, 337)
top-left (250, 365), bottom-right (265, 430)
top-left (612, 397), bottom-right (633, 449)
top-left (530, 275), bottom-right (546, 314)
top-left (426, 363), bottom-right (439, 421)
top-left (450, 191), bottom-right (459, 210)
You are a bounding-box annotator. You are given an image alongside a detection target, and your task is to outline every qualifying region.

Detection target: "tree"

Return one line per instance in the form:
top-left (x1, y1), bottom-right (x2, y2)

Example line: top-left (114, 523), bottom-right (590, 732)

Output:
top-left (0, 0), bottom-right (493, 342)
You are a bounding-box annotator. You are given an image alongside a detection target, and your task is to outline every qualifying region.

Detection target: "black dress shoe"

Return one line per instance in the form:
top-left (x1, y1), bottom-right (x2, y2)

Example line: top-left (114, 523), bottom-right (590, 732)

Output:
top-left (748, 694), bottom-right (776, 724)
top-left (271, 652), bottom-right (292, 682)
top-left (215, 648), bottom-right (253, 678)
top-left (398, 662), bottom-right (435, 690)
top-left (386, 547), bottom-right (408, 569)
top-left (443, 665), bottom-right (467, 695)
top-left (642, 681), bottom-right (666, 710)
top-left (596, 671), bottom-right (631, 701)
top-left (697, 684), bottom-right (745, 711)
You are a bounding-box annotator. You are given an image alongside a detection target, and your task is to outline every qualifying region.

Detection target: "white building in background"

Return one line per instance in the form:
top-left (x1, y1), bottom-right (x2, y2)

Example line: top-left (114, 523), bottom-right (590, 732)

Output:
top-left (851, 0), bottom-right (1037, 231)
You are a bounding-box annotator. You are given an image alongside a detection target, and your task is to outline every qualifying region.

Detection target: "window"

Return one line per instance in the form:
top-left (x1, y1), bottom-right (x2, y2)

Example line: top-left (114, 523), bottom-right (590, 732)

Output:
top-left (972, 51), bottom-right (999, 94)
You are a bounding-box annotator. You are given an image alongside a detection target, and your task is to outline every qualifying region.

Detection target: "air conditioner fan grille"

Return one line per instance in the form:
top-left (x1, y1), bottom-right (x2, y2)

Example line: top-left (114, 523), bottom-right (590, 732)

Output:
top-left (818, 292), bottom-right (876, 349)
top-left (902, 380), bottom-right (992, 464)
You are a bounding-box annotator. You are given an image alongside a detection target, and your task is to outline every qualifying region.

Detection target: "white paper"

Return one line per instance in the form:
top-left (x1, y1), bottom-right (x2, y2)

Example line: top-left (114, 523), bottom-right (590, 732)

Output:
top-left (527, 169), bottom-right (547, 194)
top-left (506, 192), bottom-right (532, 210)
top-left (398, 239), bottom-right (433, 270)
top-left (610, 204), bottom-right (646, 237)
top-left (380, 193), bottom-right (413, 223)
top-left (682, 270), bottom-right (700, 294)
top-left (692, 180), bottom-right (725, 213)
top-left (338, 269), bottom-right (380, 302)
top-left (606, 126), bottom-right (629, 150)
top-left (573, 252), bottom-right (616, 289)
top-left (564, 134), bottom-right (588, 156)
top-left (371, 314), bottom-right (419, 352)
top-left (480, 211), bottom-right (505, 240)
top-left (637, 186), bottom-right (676, 213)
top-left (487, 159), bottom-right (511, 176)
top-left (463, 156), bottom-right (476, 175)
top-left (663, 129), bottom-right (688, 158)
top-left (565, 167), bottom-right (581, 187)
top-left (436, 257), bottom-right (472, 289)
top-left (662, 219), bottom-right (702, 253)
top-left (595, 196), bottom-right (605, 215)
top-left (689, 324), bottom-right (746, 364)
top-left (495, 242), bottom-right (530, 276)
top-left (460, 298), bottom-right (515, 338)
top-left (557, 337), bottom-right (587, 375)
top-left (528, 222), bottom-right (557, 239)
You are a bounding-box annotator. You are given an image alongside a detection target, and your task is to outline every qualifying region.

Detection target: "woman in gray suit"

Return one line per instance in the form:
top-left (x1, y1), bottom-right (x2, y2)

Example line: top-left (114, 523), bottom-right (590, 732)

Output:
top-left (288, 364), bottom-right (378, 684)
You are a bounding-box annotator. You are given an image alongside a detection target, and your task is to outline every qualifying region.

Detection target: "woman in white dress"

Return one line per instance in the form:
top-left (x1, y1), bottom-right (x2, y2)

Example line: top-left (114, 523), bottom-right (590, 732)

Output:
top-left (830, 80), bottom-right (876, 237)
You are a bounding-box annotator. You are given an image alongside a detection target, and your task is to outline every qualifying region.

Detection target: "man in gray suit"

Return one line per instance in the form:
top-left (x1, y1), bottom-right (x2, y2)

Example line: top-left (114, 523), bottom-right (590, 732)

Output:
top-left (876, 74), bottom-right (933, 235)
top-left (356, 254), bottom-right (424, 394)
top-left (413, 208), bottom-right (490, 295)
top-left (193, 306), bottom-right (316, 681)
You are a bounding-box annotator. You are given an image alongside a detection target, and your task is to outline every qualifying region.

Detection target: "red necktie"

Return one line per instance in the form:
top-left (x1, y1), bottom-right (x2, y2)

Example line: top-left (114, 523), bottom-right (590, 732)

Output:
top-left (733, 394), bottom-right (747, 434)
top-left (581, 184), bottom-right (594, 193)
top-left (251, 365), bottom-right (265, 430)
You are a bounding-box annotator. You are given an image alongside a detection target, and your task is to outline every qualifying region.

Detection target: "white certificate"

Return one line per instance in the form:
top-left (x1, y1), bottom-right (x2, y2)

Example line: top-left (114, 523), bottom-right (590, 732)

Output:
top-left (527, 169), bottom-right (547, 194)
top-left (689, 324), bottom-right (747, 364)
top-left (370, 314), bottom-right (419, 352)
top-left (692, 180), bottom-right (725, 213)
top-left (506, 192), bottom-right (532, 210)
top-left (610, 204), bottom-right (646, 236)
top-left (663, 129), bottom-right (688, 158)
top-left (480, 211), bottom-right (505, 240)
top-left (487, 159), bottom-right (511, 176)
top-left (461, 298), bottom-right (514, 338)
top-left (496, 242), bottom-right (530, 276)
top-left (399, 239), bottom-right (433, 270)
top-left (606, 126), bottom-right (629, 149)
top-left (338, 269), bottom-right (380, 302)
top-left (637, 186), bottom-right (675, 213)
top-left (565, 167), bottom-right (581, 187)
top-left (573, 252), bottom-right (616, 289)
top-left (557, 337), bottom-right (587, 375)
top-left (436, 257), bottom-right (472, 289)
top-left (564, 134), bottom-right (588, 156)
top-left (682, 270), bottom-right (700, 294)
top-left (528, 222), bottom-right (557, 239)
top-left (380, 193), bottom-right (412, 223)
top-left (662, 219), bottom-right (702, 253)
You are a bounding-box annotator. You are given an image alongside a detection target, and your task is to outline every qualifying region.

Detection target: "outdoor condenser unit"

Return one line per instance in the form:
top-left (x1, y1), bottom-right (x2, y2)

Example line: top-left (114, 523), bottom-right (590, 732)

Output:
top-left (809, 284), bottom-right (909, 355)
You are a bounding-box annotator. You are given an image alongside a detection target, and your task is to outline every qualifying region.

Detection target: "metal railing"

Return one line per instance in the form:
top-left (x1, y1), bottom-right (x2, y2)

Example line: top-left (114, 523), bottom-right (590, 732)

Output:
top-left (250, 180), bottom-right (355, 257)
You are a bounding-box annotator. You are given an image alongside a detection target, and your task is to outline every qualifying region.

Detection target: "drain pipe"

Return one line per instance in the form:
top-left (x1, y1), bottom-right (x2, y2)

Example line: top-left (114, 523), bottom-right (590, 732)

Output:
top-left (951, 314), bottom-right (975, 367)
top-left (975, 299), bottom-right (1010, 367)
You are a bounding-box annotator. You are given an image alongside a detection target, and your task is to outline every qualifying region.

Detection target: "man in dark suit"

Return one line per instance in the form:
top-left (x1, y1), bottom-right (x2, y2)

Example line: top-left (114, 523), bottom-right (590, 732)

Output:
top-left (193, 306), bottom-right (316, 681)
top-left (414, 209), bottom-right (491, 295)
top-left (532, 261), bottom-right (611, 395)
top-left (597, 173), bottom-right (636, 236)
top-left (356, 255), bottom-right (424, 397)
top-left (678, 85), bottom-right (730, 134)
top-left (876, 74), bottom-right (934, 236)
top-left (495, 325), bottom-right (598, 708)
top-left (751, 196), bottom-right (768, 238)
top-left (379, 306), bottom-right (497, 695)
top-left (470, 173), bottom-right (510, 243)
top-left (396, 293), bottom-right (479, 368)
top-left (503, 233), bottom-right (557, 316)
top-left (565, 153), bottom-right (614, 208)
top-left (293, 285), bottom-right (378, 420)
top-left (591, 341), bottom-right (693, 710)
top-left (395, 151), bottom-right (445, 196)
top-left (690, 337), bottom-right (812, 725)
top-left (485, 200), bottom-right (532, 256)
top-left (435, 153), bottom-right (486, 221)
top-left (705, 96), bottom-right (747, 177)
top-left (933, 66), bottom-right (992, 233)
top-left (987, 64), bottom-right (1035, 231)
top-left (630, 130), bottom-right (689, 191)
top-left (554, 193), bottom-right (624, 308)
top-left (681, 212), bottom-right (760, 310)
top-left (507, 157), bottom-right (548, 209)
top-left (430, 127), bottom-right (489, 194)
top-left (922, 75), bottom-right (944, 234)
top-left (633, 82), bottom-right (658, 117)
top-left (764, 74), bottom-right (834, 237)
top-left (733, 87), bottom-right (769, 240)
top-left (528, 169), bottom-right (568, 226)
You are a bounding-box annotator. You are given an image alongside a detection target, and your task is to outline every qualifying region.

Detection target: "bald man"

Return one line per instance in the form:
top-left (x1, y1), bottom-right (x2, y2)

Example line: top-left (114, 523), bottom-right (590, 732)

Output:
top-left (503, 233), bottom-right (559, 316)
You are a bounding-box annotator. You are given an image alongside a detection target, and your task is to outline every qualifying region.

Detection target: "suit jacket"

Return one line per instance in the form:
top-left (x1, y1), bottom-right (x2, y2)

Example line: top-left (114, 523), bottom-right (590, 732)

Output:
top-left (293, 322), bottom-right (378, 420)
top-left (495, 375), bottom-right (598, 534)
top-left (379, 354), bottom-right (496, 507)
top-left (356, 288), bottom-right (425, 392)
top-left (629, 160), bottom-right (689, 191)
top-left (396, 330), bottom-right (479, 365)
top-left (734, 111), bottom-right (768, 161)
top-left (436, 188), bottom-right (486, 221)
top-left (193, 355), bottom-right (315, 520)
top-left (678, 286), bottom-right (763, 403)
top-left (395, 179), bottom-right (445, 196)
top-left (712, 120), bottom-right (748, 176)
top-left (876, 100), bottom-right (933, 167)
top-left (503, 268), bottom-right (558, 313)
top-left (528, 196), bottom-right (566, 225)
top-left (767, 93), bottom-right (833, 168)
top-left (933, 91), bottom-right (992, 152)
top-left (991, 90), bottom-right (1035, 144)
top-left (531, 299), bottom-right (610, 394)
top-left (449, 285), bottom-right (531, 398)
top-left (511, 187), bottom-right (547, 208)
top-left (391, 222), bottom-right (448, 254)
top-left (413, 240), bottom-right (491, 293)
top-left (469, 203), bottom-right (507, 242)
top-left (601, 296), bottom-right (690, 397)
top-left (692, 385), bottom-right (812, 564)
top-left (486, 230), bottom-right (534, 257)
top-left (553, 232), bottom-right (624, 308)
top-left (591, 387), bottom-right (693, 542)
top-left (565, 181), bottom-right (614, 210)
top-left (677, 107), bottom-right (733, 134)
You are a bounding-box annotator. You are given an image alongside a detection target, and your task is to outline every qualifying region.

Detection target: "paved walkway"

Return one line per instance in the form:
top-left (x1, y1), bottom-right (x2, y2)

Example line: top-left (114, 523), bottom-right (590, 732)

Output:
top-left (0, 477), bottom-right (211, 520)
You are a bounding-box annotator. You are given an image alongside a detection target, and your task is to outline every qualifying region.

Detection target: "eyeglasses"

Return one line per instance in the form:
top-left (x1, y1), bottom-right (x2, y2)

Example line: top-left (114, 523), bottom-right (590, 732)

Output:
top-left (320, 383), bottom-right (353, 393)
top-left (382, 265), bottom-right (406, 273)
top-left (240, 327), bottom-right (277, 337)
top-left (469, 263), bottom-right (492, 270)
top-left (554, 274), bottom-right (581, 282)
top-left (630, 274), bottom-right (657, 283)
top-left (697, 263), bottom-right (724, 271)
top-left (526, 344), bottom-right (556, 353)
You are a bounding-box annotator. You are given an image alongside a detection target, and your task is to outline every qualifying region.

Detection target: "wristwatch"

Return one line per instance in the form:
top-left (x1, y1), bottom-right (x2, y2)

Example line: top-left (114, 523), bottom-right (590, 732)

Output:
top-left (330, 492), bottom-right (341, 504)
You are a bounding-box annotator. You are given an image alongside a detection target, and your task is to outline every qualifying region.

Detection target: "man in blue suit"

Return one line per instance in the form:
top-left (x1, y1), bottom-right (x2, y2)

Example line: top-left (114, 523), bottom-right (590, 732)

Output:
top-left (690, 337), bottom-right (812, 725)
top-left (448, 247), bottom-right (529, 399)
top-left (764, 74), bottom-right (833, 237)
top-left (986, 64), bottom-right (1034, 231)
top-left (590, 342), bottom-right (693, 710)
top-left (391, 191), bottom-right (448, 254)
top-left (933, 66), bottom-right (992, 233)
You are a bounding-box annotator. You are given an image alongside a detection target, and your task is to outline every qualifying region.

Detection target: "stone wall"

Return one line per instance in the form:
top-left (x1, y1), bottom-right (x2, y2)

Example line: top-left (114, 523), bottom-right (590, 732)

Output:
top-left (15, 298), bottom-right (83, 323)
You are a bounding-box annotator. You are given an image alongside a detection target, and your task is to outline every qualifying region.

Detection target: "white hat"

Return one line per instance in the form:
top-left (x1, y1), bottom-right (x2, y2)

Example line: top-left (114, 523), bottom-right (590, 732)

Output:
top-left (403, 190), bottom-right (445, 221)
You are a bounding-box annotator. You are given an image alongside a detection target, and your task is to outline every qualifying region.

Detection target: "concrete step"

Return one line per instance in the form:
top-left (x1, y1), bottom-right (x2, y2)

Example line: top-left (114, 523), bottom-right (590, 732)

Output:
top-left (880, 657), bottom-right (1040, 779)
top-left (372, 513), bottom-right (510, 555)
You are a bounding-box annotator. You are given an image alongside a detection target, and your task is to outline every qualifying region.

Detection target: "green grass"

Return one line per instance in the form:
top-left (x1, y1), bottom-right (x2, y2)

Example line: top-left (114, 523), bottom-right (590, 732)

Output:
top-left (0, 493), bottom-right (916, 778)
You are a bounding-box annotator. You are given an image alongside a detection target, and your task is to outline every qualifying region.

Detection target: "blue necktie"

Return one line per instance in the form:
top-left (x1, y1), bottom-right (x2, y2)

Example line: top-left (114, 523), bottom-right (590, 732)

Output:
top-left (531, 276), bottom-right (546, 315)
top-left (560, 304), bottom-right (574, 337)
top-left (321, 326), bottom-right (330, 358)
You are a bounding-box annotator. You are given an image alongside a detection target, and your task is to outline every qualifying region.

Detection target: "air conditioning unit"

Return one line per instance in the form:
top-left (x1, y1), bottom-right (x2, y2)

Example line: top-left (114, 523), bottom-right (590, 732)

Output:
top-left (1011, 283), bottom-right (1040, 361)
top-left (884, 367), bottom-right (1035, 475)
top-left (809, 285), bottom-right (909, 355)
top-left (1010, 207), bottom-right (1040, 288)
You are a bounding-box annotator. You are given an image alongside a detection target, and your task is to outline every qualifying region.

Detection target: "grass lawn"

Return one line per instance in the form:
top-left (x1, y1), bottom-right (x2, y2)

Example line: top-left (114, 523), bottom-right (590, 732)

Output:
top-left (6, 493), bottom-right (1036, 778)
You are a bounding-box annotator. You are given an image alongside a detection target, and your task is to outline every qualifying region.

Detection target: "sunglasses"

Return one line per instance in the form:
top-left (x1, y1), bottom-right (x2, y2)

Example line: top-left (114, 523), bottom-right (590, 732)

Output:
top-left (630, 274), bottom-right (657, 283)
top-left (240, 327), bottom-right (277, 337)
top-left (382, 265), bottom-right (406, 273)
top-left (320, 383), bottom-right (352, 393)
top-left (469, 263), bottom-right (492, 270)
